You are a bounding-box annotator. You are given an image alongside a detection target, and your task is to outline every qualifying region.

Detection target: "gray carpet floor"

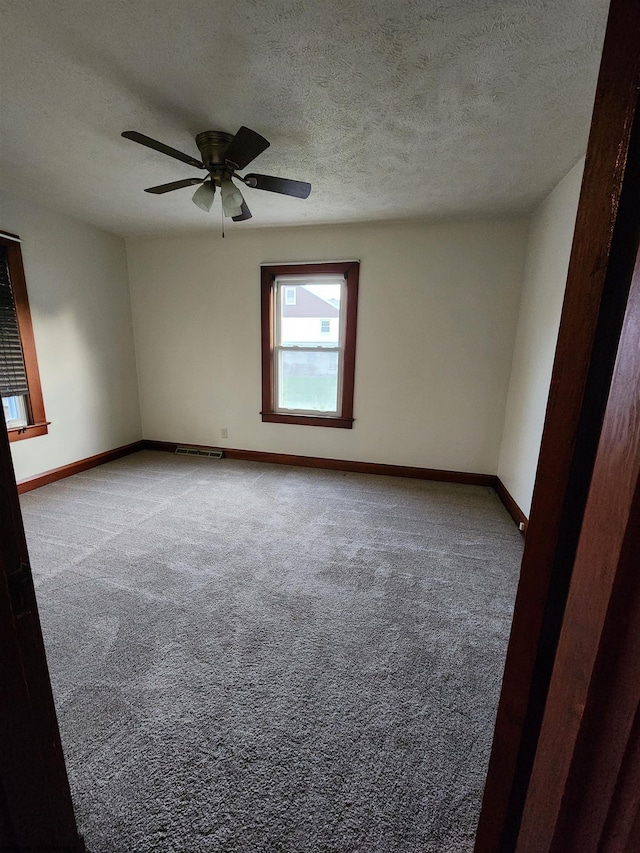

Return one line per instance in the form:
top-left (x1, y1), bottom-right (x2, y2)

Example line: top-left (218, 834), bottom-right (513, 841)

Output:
top-left (21, 450), bottom-right (523, 853)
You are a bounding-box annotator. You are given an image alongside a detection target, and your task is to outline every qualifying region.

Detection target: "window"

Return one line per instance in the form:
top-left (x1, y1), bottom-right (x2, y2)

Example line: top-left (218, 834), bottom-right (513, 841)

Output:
top-left (3, 393), bottom-right (29, 429)
top-left (0, 233), bottom-right (47, 441)
top-left (261, 261), bottom-right (359, 428)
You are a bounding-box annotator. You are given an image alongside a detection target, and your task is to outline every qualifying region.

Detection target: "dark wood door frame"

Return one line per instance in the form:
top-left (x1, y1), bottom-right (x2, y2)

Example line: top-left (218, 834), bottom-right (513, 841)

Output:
top-left (518, 185), bottom-right (640, 853)
top-left (0, 419), bottom-right (84, 848)
top-left (475, 0), bottom-right (640, 849)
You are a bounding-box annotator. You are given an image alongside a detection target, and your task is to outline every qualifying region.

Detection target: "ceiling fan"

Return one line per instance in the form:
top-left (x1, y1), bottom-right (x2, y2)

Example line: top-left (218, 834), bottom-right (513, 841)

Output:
top-left (121, 126), bottom-right (311, 222)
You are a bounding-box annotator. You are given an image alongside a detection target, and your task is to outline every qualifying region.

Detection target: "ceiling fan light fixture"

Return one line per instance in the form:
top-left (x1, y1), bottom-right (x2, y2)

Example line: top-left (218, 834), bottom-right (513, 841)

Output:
top-left (192, 181), bottom-right (216, 212)
top-left (124, 126), bottom-right (311, 227)
top-left (221, 177), bottom-right (244, 218)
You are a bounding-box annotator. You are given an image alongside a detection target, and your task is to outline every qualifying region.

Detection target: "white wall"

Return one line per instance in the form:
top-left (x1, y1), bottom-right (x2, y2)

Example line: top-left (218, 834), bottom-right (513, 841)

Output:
top-left (127, 217), bottom-right (528, 474)
top-left (2, 191), bottom-right (142, 481)
top-left (497, 160), bottom-right (585, 516)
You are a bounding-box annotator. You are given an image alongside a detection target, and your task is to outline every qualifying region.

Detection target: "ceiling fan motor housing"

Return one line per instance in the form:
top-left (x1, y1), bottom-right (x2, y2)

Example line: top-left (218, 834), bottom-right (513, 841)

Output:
top-left (196, 131), bottom-right (235, 173)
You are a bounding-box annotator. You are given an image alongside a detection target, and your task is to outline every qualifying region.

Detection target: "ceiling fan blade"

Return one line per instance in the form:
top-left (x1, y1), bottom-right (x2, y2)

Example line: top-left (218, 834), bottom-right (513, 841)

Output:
top-left (232, 199), bottom-right (252, 222)
top-left (244, 173), bottom-right (311, 199)
top-left (224, 126), bottom-right (270, 170)
top-left (122, 131), bottom-right (204, 169)
top-left (144, 178), bottom-right (204, 194)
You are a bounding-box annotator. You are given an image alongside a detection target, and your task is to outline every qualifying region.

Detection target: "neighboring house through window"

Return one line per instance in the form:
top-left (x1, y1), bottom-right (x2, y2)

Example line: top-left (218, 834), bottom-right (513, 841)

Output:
top-left (0, 233), bottom-right (48, 441)
top-left (261, 261), bottom-right (359, 428)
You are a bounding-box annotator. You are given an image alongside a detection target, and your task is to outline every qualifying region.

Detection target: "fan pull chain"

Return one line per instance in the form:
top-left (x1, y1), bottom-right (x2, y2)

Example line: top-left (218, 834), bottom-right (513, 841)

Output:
top-left (221, 201), bottom-right (225, 239)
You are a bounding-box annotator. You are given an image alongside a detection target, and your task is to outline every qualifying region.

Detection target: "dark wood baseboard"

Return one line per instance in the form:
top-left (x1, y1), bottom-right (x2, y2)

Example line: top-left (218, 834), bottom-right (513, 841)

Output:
top-left (144, 441), bottom-right (528, 532)
top-left (141, 438), bottom-right (495, 487)
top-left (15, 438), bottom-right (529, 536)
top-left (494, 477), bottom-right (528, 535)
top-left (16, 441), bottom-right (144, 494)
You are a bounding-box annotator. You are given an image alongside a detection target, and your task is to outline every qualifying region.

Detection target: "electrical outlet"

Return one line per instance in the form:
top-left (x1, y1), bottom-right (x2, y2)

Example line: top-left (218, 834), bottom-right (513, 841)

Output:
top-left (220, 428), bottom-right (228, 439)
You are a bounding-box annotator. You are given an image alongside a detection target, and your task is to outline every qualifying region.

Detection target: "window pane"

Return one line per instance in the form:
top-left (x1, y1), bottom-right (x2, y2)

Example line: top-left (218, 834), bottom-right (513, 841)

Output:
top-left (280, 283), bottom-right (341, 347)
top-left (2, 393), bottom-right (28, 428)
top-left (278, 350), bottom-right (339, 413)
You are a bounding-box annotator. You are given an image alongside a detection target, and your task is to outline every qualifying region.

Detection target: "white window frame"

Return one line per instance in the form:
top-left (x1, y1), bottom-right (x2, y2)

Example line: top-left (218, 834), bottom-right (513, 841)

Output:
top-left (274, 275), bottom-right (346, 416)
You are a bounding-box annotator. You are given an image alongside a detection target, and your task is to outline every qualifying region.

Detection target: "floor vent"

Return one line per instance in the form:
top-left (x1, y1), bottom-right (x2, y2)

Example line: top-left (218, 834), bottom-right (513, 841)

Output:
top-left (175, 447), bottom-right (224, 459)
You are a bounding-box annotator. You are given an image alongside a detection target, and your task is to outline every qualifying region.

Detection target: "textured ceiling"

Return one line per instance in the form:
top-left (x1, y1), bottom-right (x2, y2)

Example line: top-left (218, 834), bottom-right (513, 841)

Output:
top-left (0, 0), bottom-right (609, 236)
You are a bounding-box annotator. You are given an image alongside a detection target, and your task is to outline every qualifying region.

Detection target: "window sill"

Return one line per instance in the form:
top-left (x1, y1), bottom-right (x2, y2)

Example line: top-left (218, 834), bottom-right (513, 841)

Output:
top-left (261, 412), bottom-right (354, 429)
top-left (8, 422), bottom-right (49, 442)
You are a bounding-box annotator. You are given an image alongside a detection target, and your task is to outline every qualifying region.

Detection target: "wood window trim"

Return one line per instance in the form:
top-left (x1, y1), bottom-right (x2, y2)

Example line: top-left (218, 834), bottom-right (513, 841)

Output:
top-left (1, 234), bottom-right (48, 442)
top-left (261, 261), bottom-right (359, 429)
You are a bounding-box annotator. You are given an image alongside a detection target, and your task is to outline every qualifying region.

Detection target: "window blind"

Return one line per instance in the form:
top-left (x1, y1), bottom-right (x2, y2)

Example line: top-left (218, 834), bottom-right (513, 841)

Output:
top-left (0, 246), bottom-right (29, 397)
